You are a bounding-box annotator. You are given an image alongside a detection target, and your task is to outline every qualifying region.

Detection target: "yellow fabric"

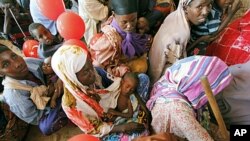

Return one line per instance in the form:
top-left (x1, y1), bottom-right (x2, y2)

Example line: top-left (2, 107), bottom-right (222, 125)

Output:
top-left (126, 53), bottom-right (148, 73)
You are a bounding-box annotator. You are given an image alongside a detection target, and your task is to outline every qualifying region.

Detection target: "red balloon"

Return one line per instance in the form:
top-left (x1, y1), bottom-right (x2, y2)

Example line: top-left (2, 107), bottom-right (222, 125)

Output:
top-left (68, 134), bottom-right (100, 141)
top-left (36, 0), bottom-right (65, 21)
top-left (57, 11), bottom-right (85, 40)
top-left (22, 40), bottom-right (39, 58)
top-left (63, 39), bottom-right (88, 51)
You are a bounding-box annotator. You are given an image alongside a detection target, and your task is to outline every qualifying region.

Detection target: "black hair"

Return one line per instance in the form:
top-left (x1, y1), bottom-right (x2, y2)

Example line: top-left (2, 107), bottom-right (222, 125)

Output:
top-left (122, 72), bottom-right (139, 84)
top-left (28, 23), bottom-right (45, 38)
top-left (0, 45), bottom-right (10, 54)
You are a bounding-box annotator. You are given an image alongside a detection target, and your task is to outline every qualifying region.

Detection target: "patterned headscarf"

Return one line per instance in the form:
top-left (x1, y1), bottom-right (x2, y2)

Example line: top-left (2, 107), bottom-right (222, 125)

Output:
top-left (147, 56), bottom-right (233, 110)
top-left (51, 45), bottom-right (113, 136)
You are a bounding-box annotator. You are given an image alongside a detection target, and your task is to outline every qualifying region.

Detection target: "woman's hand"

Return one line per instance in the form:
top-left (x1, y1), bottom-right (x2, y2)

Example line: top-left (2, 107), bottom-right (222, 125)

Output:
top-left (86, 89), bottom-right (101, 102)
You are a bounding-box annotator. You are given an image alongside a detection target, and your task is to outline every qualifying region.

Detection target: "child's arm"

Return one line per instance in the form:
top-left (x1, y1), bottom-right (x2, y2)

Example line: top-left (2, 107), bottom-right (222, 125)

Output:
top-left (187, 35), bottom-right (216, 52)
top-left (134, 92), bottom-right (152, 130)
top-left (108, 99), bottom-right (133, 118)
top-left (217, 0), bottom-right (242, 33)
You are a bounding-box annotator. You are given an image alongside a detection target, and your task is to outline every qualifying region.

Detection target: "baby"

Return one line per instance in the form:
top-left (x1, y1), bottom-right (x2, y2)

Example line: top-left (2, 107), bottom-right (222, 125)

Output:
top-left (137, 17), bottom-right (150, 34)
top-left (104, 72), bottom-right (139, 121)
top-left (42, 57), bottom-right (60, 108)
top-left (29, 23), bottom-right (63, 59)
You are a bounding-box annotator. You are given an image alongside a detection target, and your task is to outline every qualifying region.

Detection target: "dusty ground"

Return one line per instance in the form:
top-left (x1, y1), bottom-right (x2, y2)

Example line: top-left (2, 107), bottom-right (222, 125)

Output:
top-left (24, 123), bottom-right (82, 141)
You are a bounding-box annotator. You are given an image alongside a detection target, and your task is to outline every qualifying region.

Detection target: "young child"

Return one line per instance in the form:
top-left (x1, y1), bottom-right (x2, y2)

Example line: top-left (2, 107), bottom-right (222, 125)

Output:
top-left (106, 72), bottom-right (139, 121)
top-left (42, 57), bottom-right (60, 108)
top-left (103, 72), bottom-right (150, 126)
top-left (188, 0), bottom-right (242, 55)
top-left (28, 23), bottom-right (63, 59)
top-left (137, 17), bottom-right (150, 34)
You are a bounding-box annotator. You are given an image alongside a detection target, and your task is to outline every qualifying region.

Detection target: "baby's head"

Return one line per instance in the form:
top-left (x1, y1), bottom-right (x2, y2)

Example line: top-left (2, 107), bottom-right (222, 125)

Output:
top-left (120, 72), bottom-right (139, 96)
top-left (29, 23), bottom-right (54, 45)
top-left (137, 17), bottom-right (149, 34)
top-left (42, 57), bottom-right (54, 75)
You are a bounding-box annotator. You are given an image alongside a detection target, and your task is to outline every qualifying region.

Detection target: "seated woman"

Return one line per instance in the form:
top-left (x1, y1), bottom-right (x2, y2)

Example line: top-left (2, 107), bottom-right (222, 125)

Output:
top-left (135, 55), bottom-right (250, 141)
top-left (187, 0), bottom-right (241, 56)
top-left (148, 0), bottom-right (212, 84)
top-left (51, 45), bottom-right (151, 140)
top-left (0, 45), bottom-right (68, 135)
top-left (90, 0), bottom-right (153, 76)
top-left (146, 56), bottom-right (232, 140)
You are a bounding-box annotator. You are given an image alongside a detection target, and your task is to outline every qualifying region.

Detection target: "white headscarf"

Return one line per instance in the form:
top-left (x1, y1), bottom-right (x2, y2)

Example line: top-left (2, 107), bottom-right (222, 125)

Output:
top-left (148, 0), bottom-right (193, 84)
top-left (51, 45), bottom-right (88, 93)
top-left (51, 45), bottom-right (113, 136)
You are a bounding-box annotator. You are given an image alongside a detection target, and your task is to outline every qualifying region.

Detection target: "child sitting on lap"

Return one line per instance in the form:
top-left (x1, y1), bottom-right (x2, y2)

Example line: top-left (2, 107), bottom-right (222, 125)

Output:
top-left (42, 57), bottom-right (61, 108)
top-left (103, 72), bottom-right (149, 125)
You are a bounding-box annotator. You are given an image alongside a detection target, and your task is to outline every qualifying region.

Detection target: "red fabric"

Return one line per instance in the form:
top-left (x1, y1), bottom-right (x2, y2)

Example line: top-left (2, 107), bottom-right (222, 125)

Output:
top-left (206, 9), bottom-right (250, 66)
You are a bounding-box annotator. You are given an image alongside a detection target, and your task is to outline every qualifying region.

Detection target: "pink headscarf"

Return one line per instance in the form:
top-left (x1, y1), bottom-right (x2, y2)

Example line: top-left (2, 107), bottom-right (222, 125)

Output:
top-left (147, 56), bottom-right (233, 110)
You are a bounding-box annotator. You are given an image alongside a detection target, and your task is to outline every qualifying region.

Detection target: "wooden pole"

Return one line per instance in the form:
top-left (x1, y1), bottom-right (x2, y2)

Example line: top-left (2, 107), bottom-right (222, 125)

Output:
top-left (200, 76), bottom-right (229, 141)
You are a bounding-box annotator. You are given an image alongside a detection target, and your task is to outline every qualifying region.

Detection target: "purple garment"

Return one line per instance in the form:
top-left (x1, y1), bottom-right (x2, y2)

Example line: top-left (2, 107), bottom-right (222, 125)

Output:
top-left (111, 19), bottom-right (149, 58)
top-left (39, 98), bottom-right (68, 135)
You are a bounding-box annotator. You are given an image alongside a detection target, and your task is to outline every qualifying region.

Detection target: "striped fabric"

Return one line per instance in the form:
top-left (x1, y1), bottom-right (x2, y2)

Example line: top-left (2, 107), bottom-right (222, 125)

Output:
top-left (191, 4), bottom-right (222, 42)
top-left (147, 56), bottom-right (233, 110)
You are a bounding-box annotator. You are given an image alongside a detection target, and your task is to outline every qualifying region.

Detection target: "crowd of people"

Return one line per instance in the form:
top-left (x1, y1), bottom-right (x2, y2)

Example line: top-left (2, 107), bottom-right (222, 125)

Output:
top-left (0, 0), bottom-right (249, 141)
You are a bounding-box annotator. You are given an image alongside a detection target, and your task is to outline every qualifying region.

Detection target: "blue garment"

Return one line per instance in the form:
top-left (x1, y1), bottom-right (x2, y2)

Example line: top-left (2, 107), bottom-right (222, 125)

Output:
top-left (2, 58), bottom-right (68, 135)
top-left (38, 42), bottom-right (63, 59)
top-left (2, 58), bottom-right (46, 125)
top-left (29, 0), bottom-right (57, 35)
top-left (95, 67), bottom-right (113, 88)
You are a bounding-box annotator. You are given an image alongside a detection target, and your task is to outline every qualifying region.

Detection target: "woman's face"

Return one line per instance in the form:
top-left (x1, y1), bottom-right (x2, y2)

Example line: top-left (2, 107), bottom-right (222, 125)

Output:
top-left (184, 0), bottom-right (212, 25)
top-left (0, 50), bottom-right (29, 80)
top-left (76, 59), bottom-right (96, 86)
top-left (115, 12), bottom-right (137, 33)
